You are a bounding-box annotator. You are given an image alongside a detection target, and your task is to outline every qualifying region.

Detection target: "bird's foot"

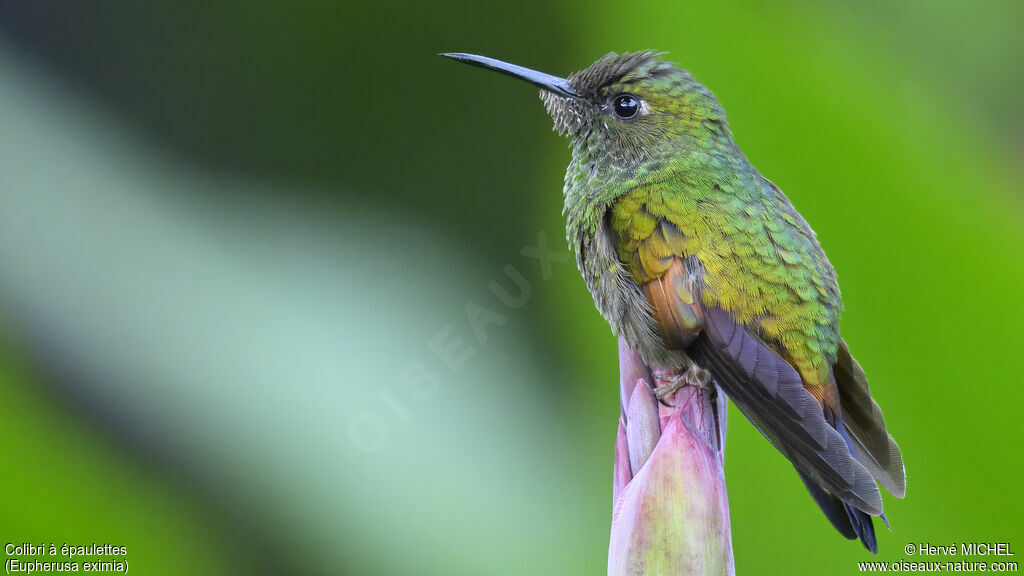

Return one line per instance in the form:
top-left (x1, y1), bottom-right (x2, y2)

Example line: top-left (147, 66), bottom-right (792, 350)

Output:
top-left (653, 364), bottom-right (712, 406)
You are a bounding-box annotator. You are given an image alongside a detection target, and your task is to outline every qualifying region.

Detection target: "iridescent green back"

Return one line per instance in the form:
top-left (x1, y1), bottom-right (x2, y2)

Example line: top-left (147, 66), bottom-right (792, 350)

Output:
top-left (555, 52), bottom-right (843, 386)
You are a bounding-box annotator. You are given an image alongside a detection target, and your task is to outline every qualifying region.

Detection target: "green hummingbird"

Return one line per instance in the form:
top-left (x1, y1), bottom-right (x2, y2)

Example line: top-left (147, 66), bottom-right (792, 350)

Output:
top-left (443, 51), bottom-right (905, 552)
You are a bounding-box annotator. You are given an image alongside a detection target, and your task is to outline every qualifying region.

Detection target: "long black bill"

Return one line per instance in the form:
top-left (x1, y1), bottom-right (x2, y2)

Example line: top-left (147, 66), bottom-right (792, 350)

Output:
top-left (440, 53), bottom-right (583, 100)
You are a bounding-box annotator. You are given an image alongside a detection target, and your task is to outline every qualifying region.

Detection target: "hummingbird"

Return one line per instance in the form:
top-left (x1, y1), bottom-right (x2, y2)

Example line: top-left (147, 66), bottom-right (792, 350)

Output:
top-left (442, 51), bottom-right (905, 552)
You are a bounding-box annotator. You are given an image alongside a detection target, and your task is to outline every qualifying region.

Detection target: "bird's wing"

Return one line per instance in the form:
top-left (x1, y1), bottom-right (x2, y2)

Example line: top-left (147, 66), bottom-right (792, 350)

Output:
top-left (682, 303), bottom-right (884, 515)
top-left (834, 338), bottom-right (906, 498)
top-left (608, 183), bottom-right (891, 515)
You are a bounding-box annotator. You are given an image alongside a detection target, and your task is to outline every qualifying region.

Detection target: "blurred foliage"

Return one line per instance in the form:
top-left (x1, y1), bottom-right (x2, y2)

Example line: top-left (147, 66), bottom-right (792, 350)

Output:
top-left (0, 1), bottom-right (1022, 574)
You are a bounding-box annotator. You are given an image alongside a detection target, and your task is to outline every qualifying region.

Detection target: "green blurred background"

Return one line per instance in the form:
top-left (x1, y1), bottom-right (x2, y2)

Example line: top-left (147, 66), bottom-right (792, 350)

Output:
top-left (0, 1), bottom-right (1021, 574)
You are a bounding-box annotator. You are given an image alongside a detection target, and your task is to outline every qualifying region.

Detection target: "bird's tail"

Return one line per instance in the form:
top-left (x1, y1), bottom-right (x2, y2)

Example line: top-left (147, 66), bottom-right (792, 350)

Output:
top-left (797, 467), bottom-right (878, 553)
top-left (804, 337), bottom-right (905, 553)
top-left (800, 416), bottom-right (893, 553)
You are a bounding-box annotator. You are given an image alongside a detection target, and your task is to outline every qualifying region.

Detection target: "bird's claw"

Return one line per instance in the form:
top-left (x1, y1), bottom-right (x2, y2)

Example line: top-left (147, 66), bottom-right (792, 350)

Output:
top-left (654, 365), bottom-right (712, 406)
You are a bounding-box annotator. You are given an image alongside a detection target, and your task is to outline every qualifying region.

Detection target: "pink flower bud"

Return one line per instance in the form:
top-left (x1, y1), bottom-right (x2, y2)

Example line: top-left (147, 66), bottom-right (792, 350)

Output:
top-left (610, 338), bottom-right (735, 576)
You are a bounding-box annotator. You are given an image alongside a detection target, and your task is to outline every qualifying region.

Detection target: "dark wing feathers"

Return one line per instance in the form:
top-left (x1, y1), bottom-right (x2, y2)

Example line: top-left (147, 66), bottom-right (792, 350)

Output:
top-left (689, 307), bottom-right (884, 515)
top-left (835, 338), bottom-right (907, 498)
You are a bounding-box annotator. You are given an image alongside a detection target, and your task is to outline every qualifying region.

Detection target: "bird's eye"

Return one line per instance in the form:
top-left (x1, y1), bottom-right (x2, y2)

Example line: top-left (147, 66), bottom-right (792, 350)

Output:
top-left (612, 94), bottom-right (639, 119)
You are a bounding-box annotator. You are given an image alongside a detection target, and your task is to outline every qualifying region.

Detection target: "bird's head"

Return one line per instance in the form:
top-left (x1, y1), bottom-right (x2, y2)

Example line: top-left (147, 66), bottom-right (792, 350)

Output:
top-left (442, 51), bottom-right (729, 179)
